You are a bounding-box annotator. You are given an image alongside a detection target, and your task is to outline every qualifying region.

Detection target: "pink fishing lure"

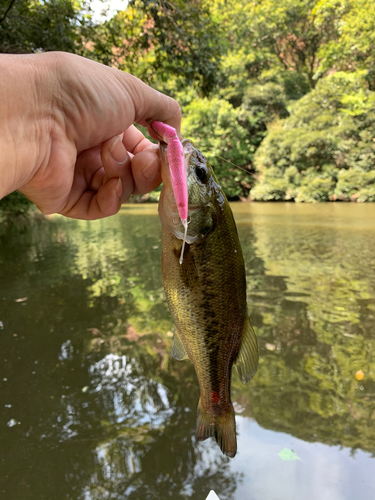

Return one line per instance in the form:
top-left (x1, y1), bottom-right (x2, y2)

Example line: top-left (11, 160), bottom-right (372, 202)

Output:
top-left (149, 121), bottom-right (188, 264)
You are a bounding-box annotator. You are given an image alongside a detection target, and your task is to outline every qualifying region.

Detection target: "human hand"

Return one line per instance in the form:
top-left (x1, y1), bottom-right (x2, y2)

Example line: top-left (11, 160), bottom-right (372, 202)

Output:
top-left (0, 52), bottom-right (181, 219)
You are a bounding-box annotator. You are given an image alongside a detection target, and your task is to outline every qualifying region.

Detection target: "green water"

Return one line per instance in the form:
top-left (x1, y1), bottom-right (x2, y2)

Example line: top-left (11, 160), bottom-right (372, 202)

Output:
top-left (1, 203), bottom-right (375, 500)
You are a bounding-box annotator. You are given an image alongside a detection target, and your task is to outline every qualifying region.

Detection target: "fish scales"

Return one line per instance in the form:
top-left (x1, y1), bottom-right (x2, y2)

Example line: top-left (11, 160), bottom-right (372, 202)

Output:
top-left (158, 139), bottom-right (258, 458)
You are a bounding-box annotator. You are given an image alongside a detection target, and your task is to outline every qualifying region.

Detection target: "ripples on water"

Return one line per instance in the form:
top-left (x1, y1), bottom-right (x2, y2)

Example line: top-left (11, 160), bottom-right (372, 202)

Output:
top-left (0, 203), bottom-right (375, 500)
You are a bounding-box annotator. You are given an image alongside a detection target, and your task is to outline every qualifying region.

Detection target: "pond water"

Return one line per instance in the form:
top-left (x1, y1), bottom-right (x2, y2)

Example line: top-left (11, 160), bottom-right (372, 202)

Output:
top-left (1, 202), bottom-right (375, 500)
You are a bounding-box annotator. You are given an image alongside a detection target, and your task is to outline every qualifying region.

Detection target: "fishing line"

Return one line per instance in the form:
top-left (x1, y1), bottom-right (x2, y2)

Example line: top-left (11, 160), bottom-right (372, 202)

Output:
top-left (210, 153), bottom-right (359, 231)
top-left (212, 154), bottom-right (257, 179)
top-left (180, 220), bottom-right (188, 265)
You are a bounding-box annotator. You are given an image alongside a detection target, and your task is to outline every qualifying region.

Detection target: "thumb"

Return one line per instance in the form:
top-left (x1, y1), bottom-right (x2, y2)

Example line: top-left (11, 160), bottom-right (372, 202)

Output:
top-left (116, 73), bottom-right (182, 135)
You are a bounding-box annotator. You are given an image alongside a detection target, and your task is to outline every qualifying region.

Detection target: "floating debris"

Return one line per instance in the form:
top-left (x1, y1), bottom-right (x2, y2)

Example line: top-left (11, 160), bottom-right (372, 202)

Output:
top-left (355, 370), bottom-right (365, 381)
top-left (15, 297), bottom-right (28, 303)
top-left (278, 448), bottom-right (301, 461)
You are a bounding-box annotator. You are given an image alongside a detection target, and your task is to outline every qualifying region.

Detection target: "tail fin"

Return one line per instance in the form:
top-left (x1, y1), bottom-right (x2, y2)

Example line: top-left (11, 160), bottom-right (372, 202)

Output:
top-left (196, 399), bottom-right (237, 458)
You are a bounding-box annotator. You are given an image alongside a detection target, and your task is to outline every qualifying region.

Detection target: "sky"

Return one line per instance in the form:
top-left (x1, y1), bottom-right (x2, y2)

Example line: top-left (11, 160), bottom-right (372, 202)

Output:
top-left (89, 0), bottom-right (129, 22)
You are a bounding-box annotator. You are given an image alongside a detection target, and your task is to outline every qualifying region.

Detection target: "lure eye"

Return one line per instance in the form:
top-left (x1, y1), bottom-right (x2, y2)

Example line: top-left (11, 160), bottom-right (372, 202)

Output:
top-left (195, 165), bottom-right (208, 184)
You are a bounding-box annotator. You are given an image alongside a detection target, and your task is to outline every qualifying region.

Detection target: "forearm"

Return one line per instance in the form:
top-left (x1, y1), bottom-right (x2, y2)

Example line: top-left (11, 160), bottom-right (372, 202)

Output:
top-left (0, 53), bottom-right (54, 199)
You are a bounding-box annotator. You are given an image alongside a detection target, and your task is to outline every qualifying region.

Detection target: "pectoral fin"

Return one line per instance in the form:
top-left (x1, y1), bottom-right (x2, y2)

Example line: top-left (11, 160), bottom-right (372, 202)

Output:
top-left (171, 332), bottom-right (188, 360)
top-left (235, 315), bottom-right (259, 384)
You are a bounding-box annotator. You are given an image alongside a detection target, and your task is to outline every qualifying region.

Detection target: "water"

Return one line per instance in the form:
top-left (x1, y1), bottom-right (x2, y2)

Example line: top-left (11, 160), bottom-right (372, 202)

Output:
top-left (1, 203), bottom-right (375, 500)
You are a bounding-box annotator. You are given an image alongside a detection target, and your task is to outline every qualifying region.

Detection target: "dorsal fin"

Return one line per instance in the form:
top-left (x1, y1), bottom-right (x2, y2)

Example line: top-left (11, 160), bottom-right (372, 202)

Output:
top-left (171, 332), bottom-right (188, 360)
top-left (235, 315), bottom-right (259, 384)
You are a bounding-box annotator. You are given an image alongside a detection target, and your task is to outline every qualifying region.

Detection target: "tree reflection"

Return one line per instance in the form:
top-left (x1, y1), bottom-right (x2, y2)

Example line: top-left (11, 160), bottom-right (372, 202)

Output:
top-left (236, 217), bottom-right (375, 455)
top-left (1, 207), bottom-right (375, 500)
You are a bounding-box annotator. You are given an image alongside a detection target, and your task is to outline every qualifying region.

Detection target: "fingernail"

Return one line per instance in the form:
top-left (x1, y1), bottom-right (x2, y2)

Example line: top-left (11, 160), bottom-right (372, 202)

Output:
top-left (116, 178), bottom-right (122, 198)
top-left (109, 136), bottom-right (127, 163)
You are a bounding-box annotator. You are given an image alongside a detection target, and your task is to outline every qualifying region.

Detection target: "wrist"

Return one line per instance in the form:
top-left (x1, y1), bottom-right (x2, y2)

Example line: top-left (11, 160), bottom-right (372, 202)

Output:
top-left (0, 53), bottom-right (55, 199)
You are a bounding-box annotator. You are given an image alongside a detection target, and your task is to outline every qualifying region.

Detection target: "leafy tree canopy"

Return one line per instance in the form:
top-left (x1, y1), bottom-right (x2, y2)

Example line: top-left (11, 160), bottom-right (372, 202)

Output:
top-left (0, 0), bottom-right (88, 53)
top-left (252, 71), bottom-right (375, 202)
top-left (1, 0), bottom-right (375, 207)
top-left (83, 0), bottom-right (223, 96)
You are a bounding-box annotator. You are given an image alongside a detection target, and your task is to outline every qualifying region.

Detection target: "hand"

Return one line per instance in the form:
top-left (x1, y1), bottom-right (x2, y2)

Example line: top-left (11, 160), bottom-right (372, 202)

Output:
top-left (0, 52), bottom-right (181, 219)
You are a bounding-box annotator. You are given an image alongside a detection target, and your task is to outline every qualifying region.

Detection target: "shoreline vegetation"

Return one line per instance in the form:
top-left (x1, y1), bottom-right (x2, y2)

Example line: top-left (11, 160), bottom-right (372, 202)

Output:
top-left (1, 0), bottom-right (375, 216)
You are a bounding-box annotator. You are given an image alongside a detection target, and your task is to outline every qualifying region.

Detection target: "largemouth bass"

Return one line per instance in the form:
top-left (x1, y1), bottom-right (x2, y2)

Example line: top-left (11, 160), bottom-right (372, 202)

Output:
top-left (158, 139), bottom-right (259, 458)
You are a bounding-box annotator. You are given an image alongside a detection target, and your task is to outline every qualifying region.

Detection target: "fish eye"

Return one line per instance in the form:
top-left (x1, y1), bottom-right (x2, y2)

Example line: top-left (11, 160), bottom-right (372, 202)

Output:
top-left (195, 165), bottom-right (208, 184)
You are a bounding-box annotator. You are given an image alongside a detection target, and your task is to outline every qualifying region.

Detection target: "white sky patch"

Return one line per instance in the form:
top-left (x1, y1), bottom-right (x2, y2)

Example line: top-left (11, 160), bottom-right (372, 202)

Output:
top-left (89, 0), bottom-right (129, 22)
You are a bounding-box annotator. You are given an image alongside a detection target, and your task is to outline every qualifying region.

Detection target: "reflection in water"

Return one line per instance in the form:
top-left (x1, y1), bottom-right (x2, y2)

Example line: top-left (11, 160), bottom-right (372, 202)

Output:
top-left (0, 204), bottom-right (375, 500)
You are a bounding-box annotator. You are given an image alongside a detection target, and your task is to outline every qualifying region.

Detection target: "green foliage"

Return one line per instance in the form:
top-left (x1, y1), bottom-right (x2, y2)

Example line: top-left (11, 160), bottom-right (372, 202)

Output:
top-left (182, 96), bottom-right (254, 198)
top-left (0, 191), bottom-right (33, 218)
top-left (213, 0), bottom-right (327, 87)
top-left (335, 169), bottom-right (375, 201)
top-left (0, 0), bottom-right (88, 53)
top-left (252, 71), bottom-right (375, 201)
top-left (314, 0), bottom-right (375, 87)
top-left (2, 0), bottom-right (375, 206)
top-left (84, 0), bottom-right (222, 96)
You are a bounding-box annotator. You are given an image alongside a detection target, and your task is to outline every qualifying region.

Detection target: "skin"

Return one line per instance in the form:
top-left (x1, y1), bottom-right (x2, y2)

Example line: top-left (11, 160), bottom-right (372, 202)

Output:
top-left (0, 51), bottom-right (181, 219)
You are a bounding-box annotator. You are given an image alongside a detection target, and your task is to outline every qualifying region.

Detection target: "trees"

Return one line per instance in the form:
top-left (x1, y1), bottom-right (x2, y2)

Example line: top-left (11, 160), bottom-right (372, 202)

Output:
top-left (252, 71), bottom-right (375, 201)
top-left (83, 0), bottom-right (222, 96)
top-left (0, 0), bottom-right (88, 54)
top-left (1, 0), bottom-right (375, 206)
top-left (314, 0), bottom-right (375, 87)
top-left (0, 0), bottom-right (92, 216)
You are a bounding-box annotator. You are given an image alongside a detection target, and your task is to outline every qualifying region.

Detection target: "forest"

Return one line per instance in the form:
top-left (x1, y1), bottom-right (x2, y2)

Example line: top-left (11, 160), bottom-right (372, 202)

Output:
top-left (1, 0), bottom-right (375, 213)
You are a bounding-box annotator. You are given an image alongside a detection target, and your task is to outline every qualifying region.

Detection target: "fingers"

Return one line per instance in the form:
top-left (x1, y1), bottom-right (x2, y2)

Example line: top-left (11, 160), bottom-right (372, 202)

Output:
top-left (61, 136), bottom-right (135, 220)
top-left (122, 125), bottom-right (153, 154)
top-left (131, 147), bottom-right (162, 195)
top-left (114, 72), bottom-right (182, 136)
top-left (60, 130), bottom-right (162, 220)
top-left (121, 127), bottom-right (164, 194)
top-left (63, 178), bottom-right (123, 220)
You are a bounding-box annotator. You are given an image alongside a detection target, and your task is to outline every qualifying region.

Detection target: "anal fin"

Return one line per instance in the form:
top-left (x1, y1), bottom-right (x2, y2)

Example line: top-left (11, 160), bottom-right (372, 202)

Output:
top-left (171, 332), bottom-right (188, 360)
top-left (235, 315), bottom-right (259, 384)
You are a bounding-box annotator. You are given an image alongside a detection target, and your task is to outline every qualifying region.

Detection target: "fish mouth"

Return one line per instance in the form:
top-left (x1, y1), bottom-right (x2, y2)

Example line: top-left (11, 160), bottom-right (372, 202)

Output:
top-left (188, 203), bottom-right (210, 213)
top-left (170, 206), bottom-right (202, 227)
top-left (187, 206), bottom-right (203, 217)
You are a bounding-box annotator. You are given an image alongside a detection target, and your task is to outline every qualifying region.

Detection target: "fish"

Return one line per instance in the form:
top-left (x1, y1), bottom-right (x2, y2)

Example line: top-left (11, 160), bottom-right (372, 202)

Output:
top-left (158, 139), bottom-right (259, 458)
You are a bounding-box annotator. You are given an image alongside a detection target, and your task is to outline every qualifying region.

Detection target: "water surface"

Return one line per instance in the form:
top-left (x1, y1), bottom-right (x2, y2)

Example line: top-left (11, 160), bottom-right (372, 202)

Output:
top-left (1, 203), bottom-right (375, 500)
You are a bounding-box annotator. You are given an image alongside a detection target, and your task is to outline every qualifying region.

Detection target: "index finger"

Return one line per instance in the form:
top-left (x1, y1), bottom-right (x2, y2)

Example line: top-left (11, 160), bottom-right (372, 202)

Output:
top-left (122, 125), bottom-right (154, 155)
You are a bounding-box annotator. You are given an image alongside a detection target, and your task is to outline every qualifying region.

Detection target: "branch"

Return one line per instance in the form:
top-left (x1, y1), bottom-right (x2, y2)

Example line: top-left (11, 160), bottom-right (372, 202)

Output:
top-left (0, 0), bottom-right (17, 24)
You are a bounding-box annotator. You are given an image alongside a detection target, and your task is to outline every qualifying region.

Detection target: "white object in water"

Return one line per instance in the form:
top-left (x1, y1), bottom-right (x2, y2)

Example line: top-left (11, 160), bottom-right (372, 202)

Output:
top-left (206, 491), bottom-right (220, 500)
